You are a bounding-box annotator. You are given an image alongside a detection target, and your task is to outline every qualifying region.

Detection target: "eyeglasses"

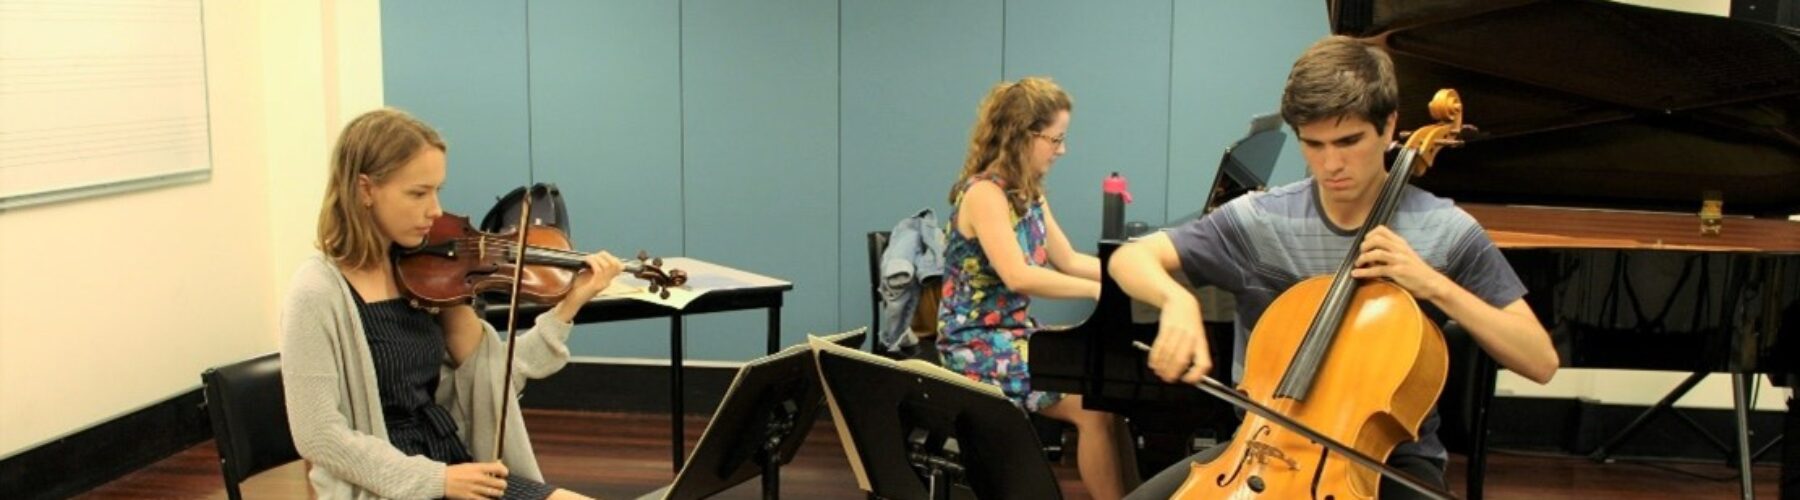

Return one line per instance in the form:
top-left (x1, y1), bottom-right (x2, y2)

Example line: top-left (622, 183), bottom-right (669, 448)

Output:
top-left (1032, 131), bottom-right (1067, 146)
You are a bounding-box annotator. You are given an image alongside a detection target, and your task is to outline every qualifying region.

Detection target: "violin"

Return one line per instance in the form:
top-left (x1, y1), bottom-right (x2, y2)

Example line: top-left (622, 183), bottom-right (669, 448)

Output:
top-left (393, 204), bottom-right (689, 459)
top-left (393, 213), bottom-right (688, 308)
top-left (1171, 90), bottom-right (1469, 500)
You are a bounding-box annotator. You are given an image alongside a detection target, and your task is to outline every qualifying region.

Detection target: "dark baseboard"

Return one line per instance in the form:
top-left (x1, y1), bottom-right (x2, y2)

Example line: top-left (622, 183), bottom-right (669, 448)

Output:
top-left (2, 361), bottom-right (741, 500)
top-left (10, 362), bottom-right (1791, 499)
top-left (522, 360), bottom-right (739, 415)
top-left (1, 388), bottom-right (210, 500)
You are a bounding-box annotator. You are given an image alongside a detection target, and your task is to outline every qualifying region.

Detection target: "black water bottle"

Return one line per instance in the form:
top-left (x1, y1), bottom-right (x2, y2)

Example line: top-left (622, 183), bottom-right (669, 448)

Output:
top-left (1102, 172), bottom-right (1131, 240)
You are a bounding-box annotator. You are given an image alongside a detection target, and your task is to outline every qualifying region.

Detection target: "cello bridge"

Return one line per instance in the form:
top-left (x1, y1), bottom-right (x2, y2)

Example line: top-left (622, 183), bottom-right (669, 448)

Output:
top-left (1246, 440), bottom-right (1298, 470)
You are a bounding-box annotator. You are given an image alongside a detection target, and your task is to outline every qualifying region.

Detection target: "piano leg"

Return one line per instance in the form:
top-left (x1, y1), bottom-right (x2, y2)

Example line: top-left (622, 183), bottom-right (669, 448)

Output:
top-left (1784, 391), bottom-right (1797, 500)
top-left (1732, 372), bottom-right (1756, 500)
top-left (1467, 352), bottom-right (1497, 500)
top-left (1111, 417), bottom-right (1142, 491)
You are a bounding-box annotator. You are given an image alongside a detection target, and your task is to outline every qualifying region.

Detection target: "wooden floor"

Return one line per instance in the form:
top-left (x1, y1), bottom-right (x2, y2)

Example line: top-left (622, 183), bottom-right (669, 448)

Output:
top-left (81, 409), bottom-right (1783, 499)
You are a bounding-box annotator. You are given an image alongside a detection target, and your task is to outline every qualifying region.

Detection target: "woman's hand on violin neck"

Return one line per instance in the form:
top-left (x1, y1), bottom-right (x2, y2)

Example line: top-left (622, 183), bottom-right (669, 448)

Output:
top-left (1150, 293), bottom-right (1212, 384)
top-left (444, 461), bottom-right (508, 499)
top-left (552, 250), bottom-right (624, 323)
top-left (1349, 225), bottom-right (1449, 302)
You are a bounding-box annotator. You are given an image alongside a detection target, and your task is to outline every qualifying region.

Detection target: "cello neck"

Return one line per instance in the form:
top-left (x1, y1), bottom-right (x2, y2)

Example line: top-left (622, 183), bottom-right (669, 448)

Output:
top-left (1275, 146), bottom-right (1424, 400)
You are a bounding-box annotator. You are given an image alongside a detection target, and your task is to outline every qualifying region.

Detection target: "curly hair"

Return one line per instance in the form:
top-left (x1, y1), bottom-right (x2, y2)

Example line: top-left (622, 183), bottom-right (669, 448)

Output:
top-left (949, 77), bottom-right (1072, 215)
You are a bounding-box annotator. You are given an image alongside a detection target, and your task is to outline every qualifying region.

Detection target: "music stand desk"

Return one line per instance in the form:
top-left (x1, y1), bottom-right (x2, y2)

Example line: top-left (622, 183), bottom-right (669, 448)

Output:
top-left (811, 338), bottom-right (1061, 500)
top-left (485, 257), bottom-right (793, 470)
top-left (637, 329), bottom-right (867, 500)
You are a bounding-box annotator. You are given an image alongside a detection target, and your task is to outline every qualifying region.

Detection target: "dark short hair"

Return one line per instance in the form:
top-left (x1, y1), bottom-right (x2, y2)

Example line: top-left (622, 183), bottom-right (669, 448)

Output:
top-left (1280, 35), bottom-right (1398, 134)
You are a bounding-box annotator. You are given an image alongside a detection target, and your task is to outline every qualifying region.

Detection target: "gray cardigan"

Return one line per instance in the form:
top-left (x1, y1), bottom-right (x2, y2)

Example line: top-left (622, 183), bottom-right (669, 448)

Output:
top-left (281, 253), bottom-right (573, 499)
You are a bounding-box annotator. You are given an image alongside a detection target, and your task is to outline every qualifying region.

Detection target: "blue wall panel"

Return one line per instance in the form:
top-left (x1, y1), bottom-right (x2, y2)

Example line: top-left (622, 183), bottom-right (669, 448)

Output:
top-left (381, 1), bottom-right (531, 218)
top-left (1002, 0), bottom-right (1173, 325)
top-left (1168, 2), bottom-right (1327, 219)
top-left (681, 0), bottom-right (840, 360)
top-left (526, 1), bottom-right (686, 358)
top-left (838, 0), bottom-right (1003, 342)
top-left (382, 0), bottom-right (1338, 362)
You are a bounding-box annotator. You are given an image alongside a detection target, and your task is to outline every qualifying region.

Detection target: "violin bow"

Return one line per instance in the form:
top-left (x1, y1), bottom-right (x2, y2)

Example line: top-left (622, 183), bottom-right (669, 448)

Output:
top-left (1131, 341), bottom-right (1454, 500)
top-left (493, 192), bottom-right (533, 461)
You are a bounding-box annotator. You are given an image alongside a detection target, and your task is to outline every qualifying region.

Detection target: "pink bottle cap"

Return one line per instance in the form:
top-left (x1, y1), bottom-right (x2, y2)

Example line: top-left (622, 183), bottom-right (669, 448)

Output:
top-left (1103, 172), bottom-right (1133, 204)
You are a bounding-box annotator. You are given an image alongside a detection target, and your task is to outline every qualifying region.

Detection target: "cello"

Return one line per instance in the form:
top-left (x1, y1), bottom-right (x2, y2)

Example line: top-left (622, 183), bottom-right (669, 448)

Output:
top-left (1169, 90), bottom-right (1469, 500)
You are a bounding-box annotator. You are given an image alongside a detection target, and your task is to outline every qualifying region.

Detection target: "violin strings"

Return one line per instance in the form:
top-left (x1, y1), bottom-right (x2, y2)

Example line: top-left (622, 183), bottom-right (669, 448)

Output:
top-left (449, 244), bottom-right (639, 265)
top-left (439, 239), bottom-right (655, 271)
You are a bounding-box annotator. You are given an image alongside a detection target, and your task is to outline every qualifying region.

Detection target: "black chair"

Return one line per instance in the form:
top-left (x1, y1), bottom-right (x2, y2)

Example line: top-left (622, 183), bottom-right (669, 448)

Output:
top-left (201, 352), bottom-right (300, 500)
top-left (1436, 321), bottom-right (1498, 500)
top-left (865, 231), bottom-right (942, 362)
top-left (867, 230), bottom-right (1071, 462)
top-left (865, 231), bottom-right (893, 354)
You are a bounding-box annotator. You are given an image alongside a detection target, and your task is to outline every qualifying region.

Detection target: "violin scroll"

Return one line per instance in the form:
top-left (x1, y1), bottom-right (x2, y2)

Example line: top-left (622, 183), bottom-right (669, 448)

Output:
top-left (628, 250), bottom-right (689, 299)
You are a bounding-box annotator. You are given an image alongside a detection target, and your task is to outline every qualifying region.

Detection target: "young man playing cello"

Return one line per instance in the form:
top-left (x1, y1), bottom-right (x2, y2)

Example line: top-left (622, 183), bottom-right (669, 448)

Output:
top-left (1112, 35), bottom-right (1559, 499)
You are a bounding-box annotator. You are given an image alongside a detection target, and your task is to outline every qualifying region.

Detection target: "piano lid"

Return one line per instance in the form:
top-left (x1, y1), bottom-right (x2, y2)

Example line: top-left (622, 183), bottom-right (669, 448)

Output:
top-left (1329, 0), bottom-right (1800, 216)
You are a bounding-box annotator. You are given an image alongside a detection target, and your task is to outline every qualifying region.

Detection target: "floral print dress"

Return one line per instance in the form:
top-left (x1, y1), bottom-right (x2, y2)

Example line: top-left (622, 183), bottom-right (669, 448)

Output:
top-left (937, 174), bottom-right (1065, 412)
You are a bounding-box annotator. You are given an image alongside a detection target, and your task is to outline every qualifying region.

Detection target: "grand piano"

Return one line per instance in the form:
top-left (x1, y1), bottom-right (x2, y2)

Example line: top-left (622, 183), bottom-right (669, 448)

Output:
top-left (1032, 1), bottom-right (1800, 498)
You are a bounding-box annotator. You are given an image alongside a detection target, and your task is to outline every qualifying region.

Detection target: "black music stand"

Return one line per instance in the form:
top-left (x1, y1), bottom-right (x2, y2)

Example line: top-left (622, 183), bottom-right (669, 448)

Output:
top-left (640, 328), bottom-right (868, 500)
top-left (810, 338), bottom-right (1061, 500)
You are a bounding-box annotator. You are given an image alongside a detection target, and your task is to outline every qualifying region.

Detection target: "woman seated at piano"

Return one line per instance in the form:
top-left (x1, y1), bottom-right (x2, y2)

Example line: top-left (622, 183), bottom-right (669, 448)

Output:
top-left (1109, 36), bottom-right (1559, 500)
top-left (281, 108), bottom-right (616, 499)
top-left (937, 76), bottom-right (1130, 500)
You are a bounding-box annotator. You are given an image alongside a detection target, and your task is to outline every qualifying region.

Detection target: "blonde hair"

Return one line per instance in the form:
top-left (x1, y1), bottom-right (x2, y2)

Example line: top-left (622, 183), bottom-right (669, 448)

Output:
top-left (1281, 35), bottom-right (1398, 134)
top-left (949, 77), bottom-right (1072, 215)
top-left (316, 108), bottom-right (447, 270)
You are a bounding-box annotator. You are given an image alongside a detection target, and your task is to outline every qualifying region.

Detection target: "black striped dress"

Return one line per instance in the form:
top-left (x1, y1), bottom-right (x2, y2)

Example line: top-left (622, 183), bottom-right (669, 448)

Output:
top-left (351, 285), bottom-right (555, 500)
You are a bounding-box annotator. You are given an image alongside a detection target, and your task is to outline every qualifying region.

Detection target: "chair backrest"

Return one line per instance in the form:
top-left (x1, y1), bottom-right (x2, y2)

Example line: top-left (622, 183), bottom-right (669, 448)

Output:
top-left (866, 231), bottom-right (891, 352)
top-left (201, 352), bottom-right (298, 500)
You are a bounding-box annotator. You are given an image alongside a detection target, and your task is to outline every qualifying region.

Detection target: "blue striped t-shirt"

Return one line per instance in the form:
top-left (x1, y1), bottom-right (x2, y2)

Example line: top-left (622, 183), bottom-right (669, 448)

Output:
top-left (1164, 178), bottom-right (1526, 463)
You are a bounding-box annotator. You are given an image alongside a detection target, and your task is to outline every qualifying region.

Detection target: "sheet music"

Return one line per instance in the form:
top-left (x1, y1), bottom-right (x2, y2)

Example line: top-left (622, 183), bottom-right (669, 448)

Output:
top-left (590, 257), bottom-right (789, 310)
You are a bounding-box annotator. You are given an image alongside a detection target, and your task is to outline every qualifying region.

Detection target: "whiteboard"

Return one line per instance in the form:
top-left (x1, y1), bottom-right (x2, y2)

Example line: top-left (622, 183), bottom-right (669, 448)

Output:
top-left (0, 0), bottom-right (211, 210)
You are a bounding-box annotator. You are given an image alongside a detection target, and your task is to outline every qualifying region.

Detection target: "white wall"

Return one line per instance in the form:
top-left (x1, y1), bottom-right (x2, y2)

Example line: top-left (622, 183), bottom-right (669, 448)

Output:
top-left (0, 0), bottom-right (383, 458)
top-left (1500, 370), bottom-right (1790, 411)
top-left (1616, 0), bottom-right (1730, 16)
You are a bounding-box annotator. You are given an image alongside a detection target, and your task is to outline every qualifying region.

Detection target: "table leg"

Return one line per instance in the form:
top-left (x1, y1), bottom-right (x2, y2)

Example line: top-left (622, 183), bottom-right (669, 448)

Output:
top-left (767, 306), bottom-right (782, 355)
top-left (672, 313), bottom-right (686, 472)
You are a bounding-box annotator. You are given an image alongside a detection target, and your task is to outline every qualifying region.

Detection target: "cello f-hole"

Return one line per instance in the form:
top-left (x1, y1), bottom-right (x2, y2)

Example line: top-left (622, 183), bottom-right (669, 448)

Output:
top-left (1311, 446), bottom-right (1330, 499)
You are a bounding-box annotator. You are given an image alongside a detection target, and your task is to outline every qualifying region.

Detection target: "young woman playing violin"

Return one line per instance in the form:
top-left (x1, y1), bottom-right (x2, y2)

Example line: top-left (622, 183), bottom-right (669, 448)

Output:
top-left (1111, 36), bottom-right (1558, 499)
top-left (282, 108), bottom-right (615, 499)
